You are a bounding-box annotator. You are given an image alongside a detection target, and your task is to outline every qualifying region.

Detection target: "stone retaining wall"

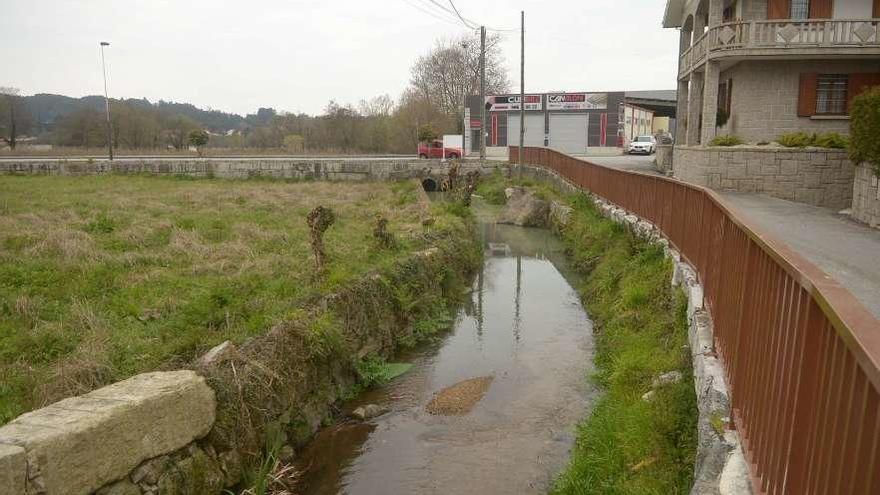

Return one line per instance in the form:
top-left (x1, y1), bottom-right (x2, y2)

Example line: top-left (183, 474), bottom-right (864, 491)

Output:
top-left (852, 164), bottom-right (880, 229)
top-left (0, 158), bottom-right (493, 183)
top-left (673, 146), bottom-right (854, 209)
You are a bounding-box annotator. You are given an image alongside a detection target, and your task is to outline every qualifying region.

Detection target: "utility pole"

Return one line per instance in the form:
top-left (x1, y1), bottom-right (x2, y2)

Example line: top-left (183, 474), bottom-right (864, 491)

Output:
top-left (479, 26), bottom-right (486, 161)
top-left (99, 41), bottom-right (113, 161)
top-left (518, 11), bottom-right (525, 173)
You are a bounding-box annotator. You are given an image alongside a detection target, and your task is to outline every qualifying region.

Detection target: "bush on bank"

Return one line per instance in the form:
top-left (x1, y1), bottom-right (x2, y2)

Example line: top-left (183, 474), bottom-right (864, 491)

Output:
top-left (849, 86), bottom-right (880, 175)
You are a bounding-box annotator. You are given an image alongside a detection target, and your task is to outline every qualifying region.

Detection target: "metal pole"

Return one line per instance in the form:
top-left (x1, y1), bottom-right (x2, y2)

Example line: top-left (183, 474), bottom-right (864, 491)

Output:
top-left (519, 11), bottom-right (525, 173)
top-left (479, 26), bottom-right (486, 161)
top-left (100, 42), bottom-right (113, 161)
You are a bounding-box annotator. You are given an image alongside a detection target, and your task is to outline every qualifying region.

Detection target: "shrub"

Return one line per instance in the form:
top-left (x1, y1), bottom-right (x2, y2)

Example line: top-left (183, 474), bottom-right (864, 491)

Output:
top-left (777, 132), bottom-right (814, 148)
top-left (849, 86), bottom-right (880, 175)
top-left (709, 135), bottom-right (743, 146)
top-left (813, 132), bottom-right (848, 149)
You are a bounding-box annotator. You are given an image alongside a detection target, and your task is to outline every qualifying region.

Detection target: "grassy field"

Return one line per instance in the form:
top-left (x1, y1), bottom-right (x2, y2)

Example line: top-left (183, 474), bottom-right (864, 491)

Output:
top-left (478, 173), bottom-right (697, 494)
top-left (0, 174), bottom-right (450, 424)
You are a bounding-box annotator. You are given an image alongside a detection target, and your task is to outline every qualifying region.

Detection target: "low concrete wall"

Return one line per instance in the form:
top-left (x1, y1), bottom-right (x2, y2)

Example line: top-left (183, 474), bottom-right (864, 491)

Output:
top-left (852, 164), bottom-right (880, 229)
top-left (655, 144), bottom-right (673, 174)
top-left (673, 146), bottom-right (854, 209)
top-left (0, 371), bottom-right (216, 495)
top-left (0, 158), bottom-right (496, 182)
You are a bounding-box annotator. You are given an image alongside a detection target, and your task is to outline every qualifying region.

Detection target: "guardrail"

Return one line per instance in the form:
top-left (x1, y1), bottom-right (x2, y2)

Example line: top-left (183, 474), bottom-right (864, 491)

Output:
top-left (509, 146), bottom-right (880, 494)
top-left (679, 18), bottom-right (880, 76)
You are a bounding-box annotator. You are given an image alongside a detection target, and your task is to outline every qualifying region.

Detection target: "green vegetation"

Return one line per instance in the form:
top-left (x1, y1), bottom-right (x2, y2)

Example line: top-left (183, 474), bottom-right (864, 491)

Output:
top-left (708, 134), bottom-right (743, 146)
top-left (355, 355), bottom-right (413, 388)
top-left (776, 131), bottom-right (848, 149)
top-left (475, 171), bottom-right (697, 493)
top-left (849, 86), bottom-right (880, 175)
top-left (554, 194), bottom-right (696, 494)
top-left (0, 175), bottom-right (458, 423)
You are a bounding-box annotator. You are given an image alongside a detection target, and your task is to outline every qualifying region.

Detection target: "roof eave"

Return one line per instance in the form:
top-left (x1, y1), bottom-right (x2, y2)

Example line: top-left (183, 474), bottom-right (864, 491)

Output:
top-left (662, 0), bottom-right (684, 28)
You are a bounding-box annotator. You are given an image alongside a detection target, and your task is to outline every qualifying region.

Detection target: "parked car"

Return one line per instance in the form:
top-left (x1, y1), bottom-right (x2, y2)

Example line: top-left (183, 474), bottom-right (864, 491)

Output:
top-left (626, 135), bottom-right (657, 155)
top-left (418, 140), bottom-right (461, 159)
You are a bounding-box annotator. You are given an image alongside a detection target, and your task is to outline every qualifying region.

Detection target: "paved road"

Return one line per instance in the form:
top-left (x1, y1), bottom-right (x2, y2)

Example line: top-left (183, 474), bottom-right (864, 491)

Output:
top-left (721, 192), bottom-right (880, 320)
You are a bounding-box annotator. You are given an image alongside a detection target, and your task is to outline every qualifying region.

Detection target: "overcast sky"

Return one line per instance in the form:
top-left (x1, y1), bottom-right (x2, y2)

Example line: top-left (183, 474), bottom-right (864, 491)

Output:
top-left (3, 0), bottom-right (679, 116)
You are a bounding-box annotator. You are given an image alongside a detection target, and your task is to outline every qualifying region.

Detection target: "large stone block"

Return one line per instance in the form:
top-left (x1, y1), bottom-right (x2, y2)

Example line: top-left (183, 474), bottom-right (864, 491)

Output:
top-left (0, 443), bottom-right (26, 495)
top-left (0, 371), bottom-right (215, 495)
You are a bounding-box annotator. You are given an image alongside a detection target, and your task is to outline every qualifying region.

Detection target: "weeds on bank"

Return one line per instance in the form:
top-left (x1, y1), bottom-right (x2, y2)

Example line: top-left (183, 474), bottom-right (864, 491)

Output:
top-left (552, 194), bottom-right (696, 495)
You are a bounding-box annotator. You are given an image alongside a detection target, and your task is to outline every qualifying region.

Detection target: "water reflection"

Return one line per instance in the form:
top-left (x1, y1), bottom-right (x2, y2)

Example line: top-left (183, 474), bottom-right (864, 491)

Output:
top-left (296, 213), bottom-right (595, 495)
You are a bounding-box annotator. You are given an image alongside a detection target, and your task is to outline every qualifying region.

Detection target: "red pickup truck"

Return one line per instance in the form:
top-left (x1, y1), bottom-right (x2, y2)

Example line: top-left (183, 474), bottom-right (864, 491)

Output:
top-left (418, 140), bottom-right (461, 159)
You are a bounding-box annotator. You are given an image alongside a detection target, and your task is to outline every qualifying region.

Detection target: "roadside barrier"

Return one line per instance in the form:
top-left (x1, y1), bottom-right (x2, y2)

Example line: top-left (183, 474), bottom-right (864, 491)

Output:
top-left (510, 146), bottom-right (880, 494)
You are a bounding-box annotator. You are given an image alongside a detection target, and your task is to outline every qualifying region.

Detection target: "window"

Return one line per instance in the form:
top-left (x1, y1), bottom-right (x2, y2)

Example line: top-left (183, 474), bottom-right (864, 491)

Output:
top-left (815, 75), bottom-right (848, 115)
top-left (790, 0), bottom-right (810, 19)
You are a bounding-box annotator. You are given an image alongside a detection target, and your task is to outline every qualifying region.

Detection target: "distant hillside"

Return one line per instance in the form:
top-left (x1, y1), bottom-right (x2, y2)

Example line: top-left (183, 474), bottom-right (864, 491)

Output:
top-left (22, 94), bottom-right (247, 134)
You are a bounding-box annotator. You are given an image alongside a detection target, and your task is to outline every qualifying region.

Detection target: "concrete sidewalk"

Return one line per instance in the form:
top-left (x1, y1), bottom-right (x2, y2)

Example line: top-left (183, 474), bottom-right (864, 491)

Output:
top-left (720, 192), bottom-right (880, 320)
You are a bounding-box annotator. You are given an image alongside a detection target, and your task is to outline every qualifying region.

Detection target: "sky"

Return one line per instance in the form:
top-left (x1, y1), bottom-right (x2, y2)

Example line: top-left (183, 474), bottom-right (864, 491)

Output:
top-left (3, 0), bottom-right (680, 116)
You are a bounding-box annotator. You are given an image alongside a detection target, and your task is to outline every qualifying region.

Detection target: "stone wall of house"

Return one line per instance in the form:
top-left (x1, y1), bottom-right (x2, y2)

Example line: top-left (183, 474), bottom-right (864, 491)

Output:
top-left (673, 145), bottom-right (854, 209)
top-left (852, 164), bottom-right (880, 228)
top-left (740, 0), bottom-right (768, 21)
top-left (655, 144), bottom-right (674, 174)
top-left (716, 59), bottom-right (880, 143)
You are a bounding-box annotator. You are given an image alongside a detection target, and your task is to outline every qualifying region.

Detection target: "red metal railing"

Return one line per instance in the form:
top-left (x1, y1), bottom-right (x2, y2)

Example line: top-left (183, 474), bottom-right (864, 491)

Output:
top-left (510, 146), bottom-right (880, 494)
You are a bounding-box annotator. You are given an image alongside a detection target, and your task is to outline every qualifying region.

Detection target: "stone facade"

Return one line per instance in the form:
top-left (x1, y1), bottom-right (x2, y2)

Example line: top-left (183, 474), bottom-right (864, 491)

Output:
top-left (716, 60), bottom-right (880, 144)
top-left (655, 144), bottom-right (674, 174)
top-left (852, 164), bottom-right (880, 228)
top-left (673, 146), bottom-right (855, 209)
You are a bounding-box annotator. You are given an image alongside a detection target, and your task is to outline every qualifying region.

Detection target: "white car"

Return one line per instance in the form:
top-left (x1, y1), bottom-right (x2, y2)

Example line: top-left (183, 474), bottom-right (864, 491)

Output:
top-left (627, 135), bottom-right (656, 155)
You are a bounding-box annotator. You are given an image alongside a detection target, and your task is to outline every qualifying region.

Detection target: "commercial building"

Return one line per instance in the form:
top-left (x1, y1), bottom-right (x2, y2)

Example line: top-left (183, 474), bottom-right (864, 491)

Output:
top-left (466, 91), bottom-right (676, 156)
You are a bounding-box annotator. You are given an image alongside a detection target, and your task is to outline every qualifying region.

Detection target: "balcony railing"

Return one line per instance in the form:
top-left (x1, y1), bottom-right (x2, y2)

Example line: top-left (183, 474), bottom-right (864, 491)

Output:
top-left (679, 18), bottom-right (880, 76)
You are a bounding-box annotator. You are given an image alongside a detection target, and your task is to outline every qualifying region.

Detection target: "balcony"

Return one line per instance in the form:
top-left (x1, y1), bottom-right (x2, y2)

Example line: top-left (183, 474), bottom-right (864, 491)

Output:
top-left (679, 18), bottom-right (880, 77)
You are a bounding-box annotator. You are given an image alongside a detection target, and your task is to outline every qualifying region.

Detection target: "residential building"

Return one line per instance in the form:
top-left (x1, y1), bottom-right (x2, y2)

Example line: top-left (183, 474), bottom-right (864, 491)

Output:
top-left (662, 0), bottom-right (880, 210)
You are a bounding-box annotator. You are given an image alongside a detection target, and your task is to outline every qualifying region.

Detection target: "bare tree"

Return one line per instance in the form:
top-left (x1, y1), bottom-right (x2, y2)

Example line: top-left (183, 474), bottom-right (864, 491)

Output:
top-left (0, 87), bottom-right (31, 150)
top-left (409, 33), bottom-right (510, 116)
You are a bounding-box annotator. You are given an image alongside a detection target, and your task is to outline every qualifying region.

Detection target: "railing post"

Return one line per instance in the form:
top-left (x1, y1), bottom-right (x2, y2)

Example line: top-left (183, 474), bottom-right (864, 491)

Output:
top-left (749, 20), bottom-right (757, 46)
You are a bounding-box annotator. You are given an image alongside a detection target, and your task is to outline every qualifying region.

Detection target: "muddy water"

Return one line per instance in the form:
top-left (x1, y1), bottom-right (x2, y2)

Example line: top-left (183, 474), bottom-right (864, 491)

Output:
top-left (296, 209), bottom-right (596, 495)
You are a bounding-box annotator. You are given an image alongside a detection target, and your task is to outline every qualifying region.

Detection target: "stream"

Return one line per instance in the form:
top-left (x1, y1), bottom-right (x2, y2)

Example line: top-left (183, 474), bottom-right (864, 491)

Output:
top-left (295, 203), bottom-right (596, 494)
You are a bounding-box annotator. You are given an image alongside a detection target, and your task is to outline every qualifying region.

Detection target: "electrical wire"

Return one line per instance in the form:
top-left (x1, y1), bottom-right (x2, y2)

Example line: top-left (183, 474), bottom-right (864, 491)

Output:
top-left (446, 0), bottom-right (479, 29)
top-left (401, 0), bottom-right (469, 28)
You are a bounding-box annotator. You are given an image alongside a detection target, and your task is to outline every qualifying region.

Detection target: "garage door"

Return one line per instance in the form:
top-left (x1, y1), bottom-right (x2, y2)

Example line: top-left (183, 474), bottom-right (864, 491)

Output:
top-left (549, 113), bottom-right (588, 154)
top-left (507, 114), bottom-right (545, 147)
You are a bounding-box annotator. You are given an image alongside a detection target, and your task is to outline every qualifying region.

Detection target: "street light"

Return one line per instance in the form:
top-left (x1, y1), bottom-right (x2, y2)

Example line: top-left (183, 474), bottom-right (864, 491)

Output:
top-left (99, 41), bottom-right (113, 161)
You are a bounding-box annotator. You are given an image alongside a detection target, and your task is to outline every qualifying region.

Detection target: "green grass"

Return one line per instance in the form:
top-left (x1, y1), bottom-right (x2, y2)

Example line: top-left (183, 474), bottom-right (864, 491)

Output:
top-left (0, 175), bottom-right (451, 423)
top-left (553, 194), bottom-right (696, 495)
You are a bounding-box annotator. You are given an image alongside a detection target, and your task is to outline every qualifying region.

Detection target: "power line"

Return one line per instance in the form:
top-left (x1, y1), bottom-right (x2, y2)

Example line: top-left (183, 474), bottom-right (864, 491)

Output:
top-left (401, 0), bottom-right (467, 27)
top-left (447, 0), bottom-right (479, 29)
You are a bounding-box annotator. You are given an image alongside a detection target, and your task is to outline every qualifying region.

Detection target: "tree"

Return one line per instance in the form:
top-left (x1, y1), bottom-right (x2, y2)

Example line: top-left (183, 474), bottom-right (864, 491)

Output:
top-left (164, 115), bottom-right (199, 149)
top-left (283, 134), bottom-right (305, 153)
top-left (409, 33), bottom-right (510, 117)
top-left (188, 129), bottom-right (209, 157)
top-left (849, 86), bottom-right (880, 176)
top-left (418, 124), bottom-right (439, 142)
top-left (0, 88), bottom-right (32, 150)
